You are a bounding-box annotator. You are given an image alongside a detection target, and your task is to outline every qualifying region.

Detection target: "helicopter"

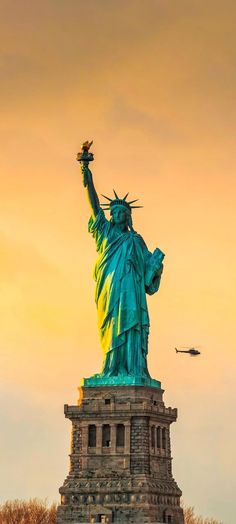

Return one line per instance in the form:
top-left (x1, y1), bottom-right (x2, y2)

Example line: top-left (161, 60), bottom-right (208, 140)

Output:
top-left (175, 347), bottom-right (201, 356)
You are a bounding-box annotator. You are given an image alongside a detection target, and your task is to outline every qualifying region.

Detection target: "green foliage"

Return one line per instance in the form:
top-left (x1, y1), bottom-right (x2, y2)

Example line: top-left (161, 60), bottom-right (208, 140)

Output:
top-left (0, 499), bottom-right (57, 524)
top-left (183, 505), bottom-right (223, 524)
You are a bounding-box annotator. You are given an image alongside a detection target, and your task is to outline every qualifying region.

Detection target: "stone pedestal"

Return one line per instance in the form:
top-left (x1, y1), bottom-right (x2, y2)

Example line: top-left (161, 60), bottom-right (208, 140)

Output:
top-left (56, 385), bottom-right (184, 524)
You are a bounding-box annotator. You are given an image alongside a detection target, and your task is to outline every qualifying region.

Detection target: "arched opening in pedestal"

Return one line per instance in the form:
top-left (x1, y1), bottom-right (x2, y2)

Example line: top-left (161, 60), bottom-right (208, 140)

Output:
top-left (90, 505), bottom-right (113, 523)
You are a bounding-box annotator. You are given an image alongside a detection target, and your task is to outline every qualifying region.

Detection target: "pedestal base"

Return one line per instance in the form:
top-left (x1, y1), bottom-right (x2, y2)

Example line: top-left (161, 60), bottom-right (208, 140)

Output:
top-left (56, 385), bottom-right (184, 524)
top-left (82, 374), bottom-right (161, 389)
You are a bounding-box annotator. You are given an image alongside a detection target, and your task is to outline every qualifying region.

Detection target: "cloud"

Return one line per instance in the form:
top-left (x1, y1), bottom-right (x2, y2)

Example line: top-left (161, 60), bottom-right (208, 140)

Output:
top-left (108, 97), bottom-right (183, 143)
top-left (0, 229), bottom-right (81, 336)
top-left (0, 229), bottom-right (65, 283)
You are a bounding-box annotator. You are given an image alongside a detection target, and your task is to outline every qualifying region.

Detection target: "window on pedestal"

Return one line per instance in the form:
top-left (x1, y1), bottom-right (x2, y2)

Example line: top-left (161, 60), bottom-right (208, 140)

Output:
top-left (99, 516), bottom-right (109, 523)
top-left (102, 424), bottom-right (111, 447)
top-left (163, 509), bottom-right (173, 523)
top-left (151, 425), bottom-right (155, 448)
top-left (116, 424), bottom-right (125, 447)
top-left (88, 424), bottom-right (96, 447)
top-left (162, 427), bottom-right (167, 450)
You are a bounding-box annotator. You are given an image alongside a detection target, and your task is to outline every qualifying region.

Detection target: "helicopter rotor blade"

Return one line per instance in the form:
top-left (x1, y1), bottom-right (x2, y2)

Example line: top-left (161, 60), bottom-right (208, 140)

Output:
top-left (181, 346), bottom-right (201, 349)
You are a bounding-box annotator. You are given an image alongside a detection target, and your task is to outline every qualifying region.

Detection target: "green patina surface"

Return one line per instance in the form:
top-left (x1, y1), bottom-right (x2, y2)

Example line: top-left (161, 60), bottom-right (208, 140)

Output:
top-left (78, 143), bottom-right (164, 388)
top-left (82, 374), bottom-right (161, 389)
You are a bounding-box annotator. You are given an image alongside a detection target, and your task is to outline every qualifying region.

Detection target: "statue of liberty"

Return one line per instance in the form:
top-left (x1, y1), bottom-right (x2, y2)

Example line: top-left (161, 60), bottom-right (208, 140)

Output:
top-left (77, 142), bottom-right (164, 387)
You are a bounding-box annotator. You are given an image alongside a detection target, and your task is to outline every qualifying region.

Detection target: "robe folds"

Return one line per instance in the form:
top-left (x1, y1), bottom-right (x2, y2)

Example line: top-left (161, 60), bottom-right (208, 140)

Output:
top-left (89, 209), bottom-right (161, 378)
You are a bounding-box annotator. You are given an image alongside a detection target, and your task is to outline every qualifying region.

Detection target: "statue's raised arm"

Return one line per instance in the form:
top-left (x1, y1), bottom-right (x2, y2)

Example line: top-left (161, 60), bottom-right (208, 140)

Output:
top-left (77, 141), bottom-right (100, 219)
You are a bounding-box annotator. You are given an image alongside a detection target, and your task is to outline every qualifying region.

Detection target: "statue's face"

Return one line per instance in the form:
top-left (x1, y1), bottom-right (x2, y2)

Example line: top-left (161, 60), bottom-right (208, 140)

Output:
top-left (111, 206), bottom-right (128, 225)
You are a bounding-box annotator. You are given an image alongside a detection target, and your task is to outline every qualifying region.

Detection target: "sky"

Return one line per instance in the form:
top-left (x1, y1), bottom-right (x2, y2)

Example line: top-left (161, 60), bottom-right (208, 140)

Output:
top-left (0, 0), bottom-right (236, 522)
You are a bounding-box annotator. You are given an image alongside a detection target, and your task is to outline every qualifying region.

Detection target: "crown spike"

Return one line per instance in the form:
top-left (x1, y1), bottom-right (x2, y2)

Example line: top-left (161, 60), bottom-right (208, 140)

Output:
top-left (101, 194), bottom-right (113, 202)
top-left (100, 191), bottom-right (142, 212)
top-left (128, 199), bottom-right (139, 205)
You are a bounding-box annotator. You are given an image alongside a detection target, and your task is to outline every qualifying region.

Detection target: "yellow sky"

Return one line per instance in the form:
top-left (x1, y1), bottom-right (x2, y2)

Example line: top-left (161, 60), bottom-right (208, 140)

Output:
top-left (1, 1), bottom-right (236, 522)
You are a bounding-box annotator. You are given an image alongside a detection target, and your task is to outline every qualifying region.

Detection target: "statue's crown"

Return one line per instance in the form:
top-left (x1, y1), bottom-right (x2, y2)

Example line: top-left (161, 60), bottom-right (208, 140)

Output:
top-left (101, 190), bottom-right (142, 212)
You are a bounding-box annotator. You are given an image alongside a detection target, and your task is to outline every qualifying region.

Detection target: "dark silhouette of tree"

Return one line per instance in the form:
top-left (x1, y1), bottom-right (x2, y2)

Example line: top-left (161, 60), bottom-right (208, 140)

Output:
top-left (183, 505), bottom-right (223, 524)
top-left (0, 499), bottom-right (57, 524)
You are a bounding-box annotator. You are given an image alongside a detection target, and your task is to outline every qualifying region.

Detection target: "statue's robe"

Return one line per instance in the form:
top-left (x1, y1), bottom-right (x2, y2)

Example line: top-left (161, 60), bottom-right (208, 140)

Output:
top-left (89, 209), bottom-right (161, 378)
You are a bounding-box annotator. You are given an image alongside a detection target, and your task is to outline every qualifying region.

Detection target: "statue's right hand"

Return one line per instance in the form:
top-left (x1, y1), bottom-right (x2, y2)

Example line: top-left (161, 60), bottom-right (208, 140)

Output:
top-left (81, 163), bottom-right (92, 188)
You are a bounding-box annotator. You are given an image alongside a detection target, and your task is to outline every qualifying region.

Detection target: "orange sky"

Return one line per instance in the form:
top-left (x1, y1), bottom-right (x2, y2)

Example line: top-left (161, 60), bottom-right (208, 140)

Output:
top-left (1, 1), bottom-right (236, 522)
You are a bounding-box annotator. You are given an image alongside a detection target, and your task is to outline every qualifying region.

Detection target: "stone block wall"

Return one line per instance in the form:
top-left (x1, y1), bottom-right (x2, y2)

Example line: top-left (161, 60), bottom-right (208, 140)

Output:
top-left (56, 385), bottom-right (184, 524)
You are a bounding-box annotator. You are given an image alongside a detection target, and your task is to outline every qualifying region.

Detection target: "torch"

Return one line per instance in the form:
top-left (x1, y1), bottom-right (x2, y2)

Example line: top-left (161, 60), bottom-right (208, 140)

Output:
top-left (77, 140), bottom-right (94, 187)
